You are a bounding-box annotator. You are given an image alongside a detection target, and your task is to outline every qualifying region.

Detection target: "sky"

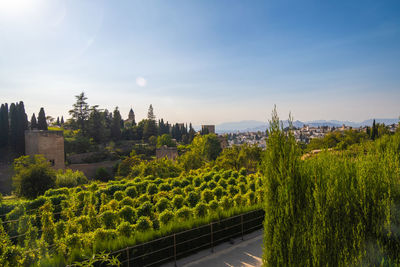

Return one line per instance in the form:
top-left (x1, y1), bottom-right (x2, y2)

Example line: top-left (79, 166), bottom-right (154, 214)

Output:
top-left (0, 0), bottom-right (399, 125)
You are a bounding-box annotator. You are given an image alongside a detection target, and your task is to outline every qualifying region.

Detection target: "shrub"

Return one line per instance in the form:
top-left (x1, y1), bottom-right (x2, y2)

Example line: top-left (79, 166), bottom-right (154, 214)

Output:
top-left (100, 211), bottom-right (116, 229)
top-left (117, 221), bottom-right (134, 237)
top-left (95, 167), bottom-right (110, 182)
top-left (213, 186), bottom-right (224, 200)
top-left (118, 206), bottom-right (136, 223)
top-left (136, 216), bottom-right (152, 232)
top-left (55, 169), bottom-right (88, 188)
top-left (227, 185), bottom-right (239, 196)
top-left (159, 210), bottom-right (174, 226)
top-left (158, 183), bottom-right (171, 192)
top-left (137, 201), bottom-right (153, 218)
top-left (176, 207), bottom-right (192, 221)
top-left (113, 191), bottom-right (125, 201)
top-left (233, 194), bottom-right (243, 207)
top-left (120, 196), bottom-right (135, 207)
top-left (12, 155), bottom-right (56, 199)
top-left (227, 177), bottom-right (236, 186)
top-left (209, 200), bottom-right (219, 212)
top-left (218, 179), bottom-right (227, 188)
top-left (194, 202), bottom-right (208, 218)
top-left (186, 191), bottom-right (200, 208)
top-left (207, 180), bottom-right (217, 189)
top-left (172, 195), bottom-right (184, 209)
top-left (220, 196), bottom-right (232, 210)
top-left (125, 186), bottom-right (138, 198)
top-left (155, 198), bottom-right (170, 213)
top-left (93, 228), bottom-right (117, 242)
top-left (147, 184), bottom-right (158, 195)
top-left (201, 189), bottom-right (214, 203)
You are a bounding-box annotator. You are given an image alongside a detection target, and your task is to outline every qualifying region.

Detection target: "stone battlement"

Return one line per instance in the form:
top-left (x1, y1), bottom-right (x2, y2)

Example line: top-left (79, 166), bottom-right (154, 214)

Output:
top-left (25, 130), bottom-right (65, 169)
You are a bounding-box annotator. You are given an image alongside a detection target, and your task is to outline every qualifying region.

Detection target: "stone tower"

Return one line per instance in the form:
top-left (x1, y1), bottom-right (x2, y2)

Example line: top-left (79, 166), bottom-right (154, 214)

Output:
top-left (25, 130), bottom-right (65, 169)
top-left (124, 108), bottom-right (136, 126)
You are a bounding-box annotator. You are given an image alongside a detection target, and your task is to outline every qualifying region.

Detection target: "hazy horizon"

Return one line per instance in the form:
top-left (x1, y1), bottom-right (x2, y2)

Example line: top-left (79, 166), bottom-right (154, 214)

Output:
top-left (1, 0), bottom-right (399, 124)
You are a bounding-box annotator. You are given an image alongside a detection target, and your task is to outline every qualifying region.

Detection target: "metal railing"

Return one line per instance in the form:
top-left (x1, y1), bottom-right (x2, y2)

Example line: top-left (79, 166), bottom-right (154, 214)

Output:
top-left (102, 209), bottom-right (265, 267)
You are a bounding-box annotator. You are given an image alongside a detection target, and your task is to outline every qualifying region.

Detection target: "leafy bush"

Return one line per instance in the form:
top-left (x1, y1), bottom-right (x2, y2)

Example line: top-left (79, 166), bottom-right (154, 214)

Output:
top-left (172, 195), bottom-right (184, 209)
top-left (159, 210), bottom-right (174, 226)
top-left (55, 169), bottom-right (88, 188)
top-left (155, 198), bottom-right (170, 213)
top-left (117, 221), bottom-right (134, 237)
top-left (136, 216), bottom-right (152, 232)
top-left (95, 167), bottom-right (111, 182)
top-left (194, 202), bottom-right (208, 218)
top-left (118, 206), bottom-right (136, 223)
top-left (176, 206), bottom-right (192, 221)
top-left (12, 155), bottom-right (56, 199)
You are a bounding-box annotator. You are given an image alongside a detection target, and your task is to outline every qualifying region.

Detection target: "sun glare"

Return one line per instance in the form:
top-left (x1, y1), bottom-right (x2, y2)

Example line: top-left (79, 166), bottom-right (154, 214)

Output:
top-left (0, 0), bottom-right (37, 17)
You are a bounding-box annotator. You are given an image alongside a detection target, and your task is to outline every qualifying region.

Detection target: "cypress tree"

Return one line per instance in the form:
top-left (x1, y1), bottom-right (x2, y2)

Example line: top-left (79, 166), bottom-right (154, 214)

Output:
top-left (30, 113), bottom-right (38, 130)
top-left (16, 101), bottom-right (28, 154)
top-left (9, 103), bottom-right (18, 150)
top-left (111, 107), bottom-right (122, 141)
top-left (37, 108), bottom-right (48, 131)
top-left (188, 123), bottom-right (195, 143)
top-left (0, 104), bottom-right (9, 147)
top-left (56, 117), bottom-right (60, 126)
top-left (60, 116), bottom-right (64, 125)
top-left (371, 119), bottom-right (377, 140)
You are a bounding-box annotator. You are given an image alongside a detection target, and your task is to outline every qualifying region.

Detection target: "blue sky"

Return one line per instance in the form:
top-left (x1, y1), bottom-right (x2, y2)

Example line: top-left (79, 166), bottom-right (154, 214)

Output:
top-left (0, 0), bottom-right (399, 124)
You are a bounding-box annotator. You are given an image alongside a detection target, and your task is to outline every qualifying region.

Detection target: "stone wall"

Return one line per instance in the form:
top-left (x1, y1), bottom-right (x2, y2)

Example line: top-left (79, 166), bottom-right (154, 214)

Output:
top-left (68, 160), bottom-right (118, 179)
top-left (25, 130), bottom-right (65, 169)
top-left (201, 125), bottom-right (215, 134)
top-left (0, 163), bottom-right (13, 195)
top-left (156, 146), bottom-right (178, 161)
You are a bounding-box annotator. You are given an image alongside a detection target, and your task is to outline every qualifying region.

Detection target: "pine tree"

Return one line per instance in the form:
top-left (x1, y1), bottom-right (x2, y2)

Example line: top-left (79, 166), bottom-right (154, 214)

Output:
top-left (56, 117), bottom-right (60, 126)
top-left (111, 107), bottom-right (122, 141)
top-left (30, 113), bottom-right (37, 130)
top-left (38, 108), bottom-right (48, 131)
top-left (88, 106), bottom-right (106, 143)
top-left (60, 116), bottom-right (64, 125)
top-left (69, 92), bottom-right (89, 133)
top-left (0, 104), bottom-right (9, 148)
top-left (147, 104), bottom-right (155, 121)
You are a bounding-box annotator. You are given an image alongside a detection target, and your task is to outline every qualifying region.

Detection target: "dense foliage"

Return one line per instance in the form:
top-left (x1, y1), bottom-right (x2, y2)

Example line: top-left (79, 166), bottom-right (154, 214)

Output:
top-left (263, 109), bottom-right (400, 266)
top-left (0, 167), bottom-right (263, 266)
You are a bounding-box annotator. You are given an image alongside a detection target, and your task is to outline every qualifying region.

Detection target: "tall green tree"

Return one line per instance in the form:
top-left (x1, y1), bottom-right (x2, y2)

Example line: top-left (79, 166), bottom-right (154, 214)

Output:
top-left (30, 113), bottom-right (37, 130)
top-left (37, 107), bottom-right (48, 131)
top-left (88, 106), bottom-right (106, 143)
top-left (111, 107), bottom-right (122, 141)
top-left (371, 119), bottom-right (378, 140)
top-left (147, 104), bottom-right (155, 121)
top-left (69, 92), bottom-right (90, 133)
top-left (0, 104), bottom-right (9, 148)
top-left (60, 116), bottom-right (64, 125)
top-left (188, 123), bottom-right (196, 143)
top-left (9, 103), bottom-right (18, 150)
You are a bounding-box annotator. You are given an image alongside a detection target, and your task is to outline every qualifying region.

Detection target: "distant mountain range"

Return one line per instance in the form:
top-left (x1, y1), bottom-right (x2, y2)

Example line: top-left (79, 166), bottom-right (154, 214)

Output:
top-left (215, 118), bottom-right (399, 133)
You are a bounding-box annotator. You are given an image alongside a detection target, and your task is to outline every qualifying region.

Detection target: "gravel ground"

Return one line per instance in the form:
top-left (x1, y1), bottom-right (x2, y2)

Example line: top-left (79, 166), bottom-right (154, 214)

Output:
top-left (162, 229), bottom-right (263, 267)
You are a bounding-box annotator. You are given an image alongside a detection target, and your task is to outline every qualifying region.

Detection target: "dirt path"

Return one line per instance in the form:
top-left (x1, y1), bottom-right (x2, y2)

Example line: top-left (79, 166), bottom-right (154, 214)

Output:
top-left (163, 229), bottom-right (263, 267)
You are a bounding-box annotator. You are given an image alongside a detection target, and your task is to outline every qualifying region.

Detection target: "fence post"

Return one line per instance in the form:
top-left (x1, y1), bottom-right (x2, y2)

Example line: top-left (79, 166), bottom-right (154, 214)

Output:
top-left (126, 247), bottom-right (130, 267)
top-left (211, 222), bottom-right (214, 253)
top-left (241, 214), bottom-right (244, 241)
top-left (174, 233), bottom-right (177, 267)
